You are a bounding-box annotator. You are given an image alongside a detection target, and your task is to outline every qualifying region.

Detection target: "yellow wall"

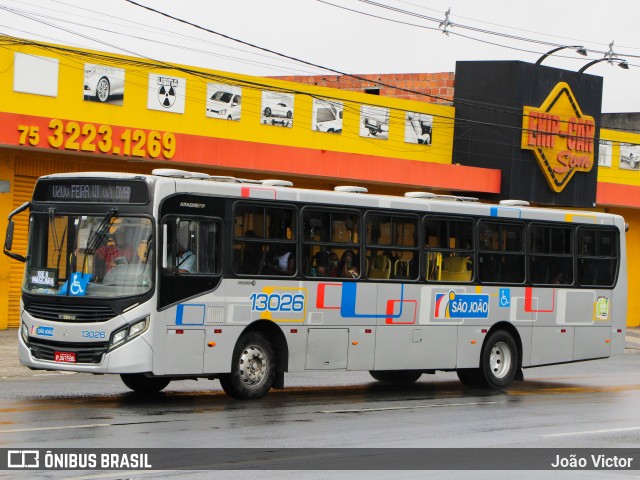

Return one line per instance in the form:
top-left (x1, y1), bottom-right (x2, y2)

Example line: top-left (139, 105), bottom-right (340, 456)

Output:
top-left (0, 152), bottom-right (14, 329)
top-left (0, 37), bottom-right (454, 166)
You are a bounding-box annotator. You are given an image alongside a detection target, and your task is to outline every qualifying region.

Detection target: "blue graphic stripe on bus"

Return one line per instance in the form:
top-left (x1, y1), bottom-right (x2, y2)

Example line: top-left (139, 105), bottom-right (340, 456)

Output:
top-left (434, 291), bottom-right (490, 319)
top-left (340, 282), bottom-right (405, 319)
top-left (490, 206), bottom-right (522, 219)
top-left (176, 304), bottom-right (206, 325)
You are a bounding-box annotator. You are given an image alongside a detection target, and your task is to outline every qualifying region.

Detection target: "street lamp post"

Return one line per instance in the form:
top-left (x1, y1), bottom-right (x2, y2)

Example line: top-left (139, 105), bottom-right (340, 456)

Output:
top-left (536, 45), bottom-right (588, 65)
top-left (578, 57), bottom-right (629, 74)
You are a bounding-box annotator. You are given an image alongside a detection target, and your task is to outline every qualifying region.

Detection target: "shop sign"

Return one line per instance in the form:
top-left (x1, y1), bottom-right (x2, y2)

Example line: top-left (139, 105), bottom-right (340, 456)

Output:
top-left (521, 82), bottom-right (595, 193)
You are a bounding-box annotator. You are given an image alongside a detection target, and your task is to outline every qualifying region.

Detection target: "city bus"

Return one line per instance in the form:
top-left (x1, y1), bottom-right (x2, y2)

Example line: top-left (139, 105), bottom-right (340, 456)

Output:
top-left (3, 169), bottom-right (628, 399)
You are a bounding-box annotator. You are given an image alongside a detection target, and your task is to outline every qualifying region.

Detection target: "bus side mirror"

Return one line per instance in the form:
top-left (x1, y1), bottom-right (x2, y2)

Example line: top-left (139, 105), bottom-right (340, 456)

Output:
top-left (3, 202), bottom-right (30, 262)
top-left (4, 221), bottom-right (14, 251)
top-left (4, 220), bottom-right (26, 262)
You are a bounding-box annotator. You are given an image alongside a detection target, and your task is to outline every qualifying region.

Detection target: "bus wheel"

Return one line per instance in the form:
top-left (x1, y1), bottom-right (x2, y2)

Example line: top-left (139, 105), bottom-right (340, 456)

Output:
top-left (120, 373), bottom-right (171, 394)
top-left (480, 330), bottom-right (518, 390)
top-left (369, 370), bottom-right (422, 383)
top-left (219, 331), bottom-right (275, 399)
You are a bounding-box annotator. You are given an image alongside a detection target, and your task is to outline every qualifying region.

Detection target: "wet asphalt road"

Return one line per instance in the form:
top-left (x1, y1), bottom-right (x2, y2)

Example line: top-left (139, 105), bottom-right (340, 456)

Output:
top-left (1, 335), bottom-right (639, 479)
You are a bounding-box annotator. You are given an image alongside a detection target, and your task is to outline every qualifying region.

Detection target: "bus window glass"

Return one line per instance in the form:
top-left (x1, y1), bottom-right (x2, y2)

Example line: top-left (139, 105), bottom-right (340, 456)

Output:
top-left (424, 217), bottom-right (474, 282)
top-left (577, 228), bottom-right (618, 286)
top-left (529, 224), bottom-right (573, 285)
top-left (478, 221), bottom-right (525, 284)
top-left (24, 213), bottom-right (153, 297)
top-left (164, 217), bottom-right (221, 275)
top-left (365, 214), bottom-right (418, 280)
top-left (233, 204), bottom-right (297, 276)
top-left (303, 208), bottom-right (361, 279)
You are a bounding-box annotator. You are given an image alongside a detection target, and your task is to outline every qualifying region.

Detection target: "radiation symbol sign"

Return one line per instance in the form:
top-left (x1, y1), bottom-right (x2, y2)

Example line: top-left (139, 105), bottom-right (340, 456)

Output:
top-left (147, 73), bottom-right (186, 114)
top-left (157, 77), bottom-right (178, 108)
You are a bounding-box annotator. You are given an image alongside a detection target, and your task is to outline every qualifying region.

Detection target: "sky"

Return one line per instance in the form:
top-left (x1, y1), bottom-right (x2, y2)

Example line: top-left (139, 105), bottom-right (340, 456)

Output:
top-left (0, 0), bottom-right (639, 113)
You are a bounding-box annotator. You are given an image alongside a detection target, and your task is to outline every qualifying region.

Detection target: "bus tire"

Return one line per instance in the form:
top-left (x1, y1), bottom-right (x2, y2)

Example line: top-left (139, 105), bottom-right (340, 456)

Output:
top-left (369, 370), bottom-right (422, 383)
top-left (120, 373), bottom-right (171, 394)
top-left (219, 331), bottom-right (275, 399)
top-left (480, 330), bottom-right (518, 390)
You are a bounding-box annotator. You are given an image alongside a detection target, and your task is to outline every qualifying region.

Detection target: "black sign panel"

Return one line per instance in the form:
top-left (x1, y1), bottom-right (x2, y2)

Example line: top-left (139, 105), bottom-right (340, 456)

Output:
top-left (453, 60), bottom-right (602, 208)
top-left (28, 268), bottom-right (58, 289)
top-left (33, 179), bottom-right (150, 204)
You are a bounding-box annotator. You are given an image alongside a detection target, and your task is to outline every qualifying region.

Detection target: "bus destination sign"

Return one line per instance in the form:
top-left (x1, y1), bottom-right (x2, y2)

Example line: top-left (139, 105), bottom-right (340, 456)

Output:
top-left (34, 180), bottom-right (149, 204)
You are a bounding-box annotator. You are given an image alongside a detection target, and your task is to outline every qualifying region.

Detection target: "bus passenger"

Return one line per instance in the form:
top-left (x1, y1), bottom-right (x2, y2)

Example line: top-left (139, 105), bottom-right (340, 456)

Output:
top-left (340, 250), bottom-right (359, 278)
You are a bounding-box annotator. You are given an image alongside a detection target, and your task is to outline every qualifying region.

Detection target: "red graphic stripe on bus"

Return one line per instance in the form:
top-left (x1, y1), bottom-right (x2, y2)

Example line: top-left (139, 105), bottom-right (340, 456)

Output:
top-left (524, 287), bottom-right (556, 313)
top-left (316, 283), bottom-right (342, 310)
top-left (386, 299), bottom-right (417, 324)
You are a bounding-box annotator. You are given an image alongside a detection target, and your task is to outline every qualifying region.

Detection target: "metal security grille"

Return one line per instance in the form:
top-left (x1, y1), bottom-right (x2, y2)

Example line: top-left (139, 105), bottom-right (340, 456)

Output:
top-left (28, 337), bottom-right (109, 363)
top-left (25, 303), bottom-right (116, 322)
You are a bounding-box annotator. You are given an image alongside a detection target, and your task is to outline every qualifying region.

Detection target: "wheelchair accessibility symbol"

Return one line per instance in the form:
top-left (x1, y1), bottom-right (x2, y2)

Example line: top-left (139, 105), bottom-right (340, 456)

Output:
top-left (499, 288), bottom-right (510, 308)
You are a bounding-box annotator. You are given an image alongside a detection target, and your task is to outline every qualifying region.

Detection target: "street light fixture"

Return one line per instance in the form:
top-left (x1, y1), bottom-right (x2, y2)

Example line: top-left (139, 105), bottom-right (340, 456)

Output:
top-left (535, 45), bottom-right (588, 65)
top-left (578, 57), bottom-right (629, 74)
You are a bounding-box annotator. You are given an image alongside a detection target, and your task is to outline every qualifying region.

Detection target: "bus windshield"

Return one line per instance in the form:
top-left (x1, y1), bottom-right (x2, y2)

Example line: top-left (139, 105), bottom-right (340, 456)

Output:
top-left (24, 213), bottom-right (153, 298)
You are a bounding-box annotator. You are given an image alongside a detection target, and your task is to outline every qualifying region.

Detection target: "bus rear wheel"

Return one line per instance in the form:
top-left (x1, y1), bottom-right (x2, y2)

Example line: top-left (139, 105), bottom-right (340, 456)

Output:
top-left (458, 330), bottom-right (518, 390)
top-left (369, 370), bottom-right (422, 383)
top-left (482, 330), bottom-right (517, 389)
top-left (219, 331), bottom-right (275, 399)
top-left (120, 373), bottom-right (171, 394)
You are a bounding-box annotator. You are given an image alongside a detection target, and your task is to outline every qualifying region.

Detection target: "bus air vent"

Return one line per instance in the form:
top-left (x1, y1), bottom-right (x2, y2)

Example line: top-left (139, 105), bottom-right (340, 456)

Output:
top-left (152, 169), bottom-right (209, 179)
top-left (499, 199), bottom-right (530, 206)
top-left (404, 191), bottom-right (437, 199)
top-left (334, 186), bottom-right (368, 194)
top-left (261, 179), bottom-right (293, 187)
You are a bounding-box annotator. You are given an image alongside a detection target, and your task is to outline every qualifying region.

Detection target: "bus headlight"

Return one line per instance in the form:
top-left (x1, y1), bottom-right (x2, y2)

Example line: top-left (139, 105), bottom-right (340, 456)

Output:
top-left (109, 317), bottom-right (149, 350)
top-left (21, 323), bottom-right (29, 344)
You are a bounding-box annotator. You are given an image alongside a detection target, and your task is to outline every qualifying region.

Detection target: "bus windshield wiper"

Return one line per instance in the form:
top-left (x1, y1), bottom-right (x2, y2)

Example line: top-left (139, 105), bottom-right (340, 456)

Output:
top-left (84, 208), bottom-right (118, 255)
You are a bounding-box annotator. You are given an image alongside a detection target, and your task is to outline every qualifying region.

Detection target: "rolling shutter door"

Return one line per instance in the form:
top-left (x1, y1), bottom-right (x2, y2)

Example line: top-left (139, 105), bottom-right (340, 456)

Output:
top-left (7, 175), bottom-right (36, 328)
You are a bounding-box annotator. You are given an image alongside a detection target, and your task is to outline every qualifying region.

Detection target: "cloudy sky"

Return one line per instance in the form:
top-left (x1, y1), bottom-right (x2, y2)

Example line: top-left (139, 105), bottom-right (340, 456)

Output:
top-left (1, 0), bottom-right (638, 112)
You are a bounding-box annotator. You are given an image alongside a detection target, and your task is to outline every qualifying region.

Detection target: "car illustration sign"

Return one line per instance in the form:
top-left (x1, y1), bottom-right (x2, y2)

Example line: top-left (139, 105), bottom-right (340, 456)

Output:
top-left (521, 82), bottom-right (595, 193)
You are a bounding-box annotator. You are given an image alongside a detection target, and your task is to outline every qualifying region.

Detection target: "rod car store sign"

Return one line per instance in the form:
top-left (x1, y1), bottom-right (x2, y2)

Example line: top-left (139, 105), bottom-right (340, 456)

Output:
top-left (521, 82), bottom-right (595, 193)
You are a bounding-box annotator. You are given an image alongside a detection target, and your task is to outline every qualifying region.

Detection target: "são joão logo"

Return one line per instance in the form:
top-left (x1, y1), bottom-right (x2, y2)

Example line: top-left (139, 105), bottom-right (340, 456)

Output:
top-left (434, 291), bottom-right (490, 319)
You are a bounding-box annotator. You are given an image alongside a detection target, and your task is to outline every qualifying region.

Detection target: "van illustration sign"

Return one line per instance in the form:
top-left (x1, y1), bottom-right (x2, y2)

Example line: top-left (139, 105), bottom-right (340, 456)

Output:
top-left (521, 82), bottom-right (595, 193)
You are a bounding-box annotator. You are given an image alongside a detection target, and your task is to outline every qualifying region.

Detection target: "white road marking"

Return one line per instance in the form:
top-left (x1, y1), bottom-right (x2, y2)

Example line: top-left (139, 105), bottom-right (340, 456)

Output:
top-left (0, 423), bottom-right (110, 433)
top-left (542, 426), bottom-right (640, 438)
top-left (320, 401), bottom-right (497, 413)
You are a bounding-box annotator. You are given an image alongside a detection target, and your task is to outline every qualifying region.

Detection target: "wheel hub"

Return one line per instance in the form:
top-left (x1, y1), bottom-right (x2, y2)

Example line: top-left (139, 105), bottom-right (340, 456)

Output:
top-left (489, 341), bottom-right (512, 379)
top-left (239, 345), bottom-right (267, 386)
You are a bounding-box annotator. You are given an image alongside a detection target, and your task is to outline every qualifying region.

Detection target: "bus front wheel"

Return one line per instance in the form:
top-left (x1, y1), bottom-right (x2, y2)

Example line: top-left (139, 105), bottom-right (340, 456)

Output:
top-left (369, 370), bottom-right (422, 383)
top-left (120, 373), bottom-right (171, 394)
top-left (219, 331), bottom-right (275, 399)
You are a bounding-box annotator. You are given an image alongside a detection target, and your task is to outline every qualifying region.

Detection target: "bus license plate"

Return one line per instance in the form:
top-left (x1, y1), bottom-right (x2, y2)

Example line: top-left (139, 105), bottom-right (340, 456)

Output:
top-left (54, 352), bottom-right (76, 363)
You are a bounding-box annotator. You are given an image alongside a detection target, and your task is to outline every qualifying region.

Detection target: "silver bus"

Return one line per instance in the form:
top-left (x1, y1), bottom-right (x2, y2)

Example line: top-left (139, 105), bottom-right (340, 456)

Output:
top-left (3, 169), bottom-right (628, 399)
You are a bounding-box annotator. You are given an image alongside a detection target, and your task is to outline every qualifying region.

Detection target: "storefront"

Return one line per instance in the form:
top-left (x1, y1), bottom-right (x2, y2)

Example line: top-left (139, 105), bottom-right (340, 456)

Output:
top-left (0, 36), bottom-right (499, 328)
top-left (0, 35), bottom-right (638, 328)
